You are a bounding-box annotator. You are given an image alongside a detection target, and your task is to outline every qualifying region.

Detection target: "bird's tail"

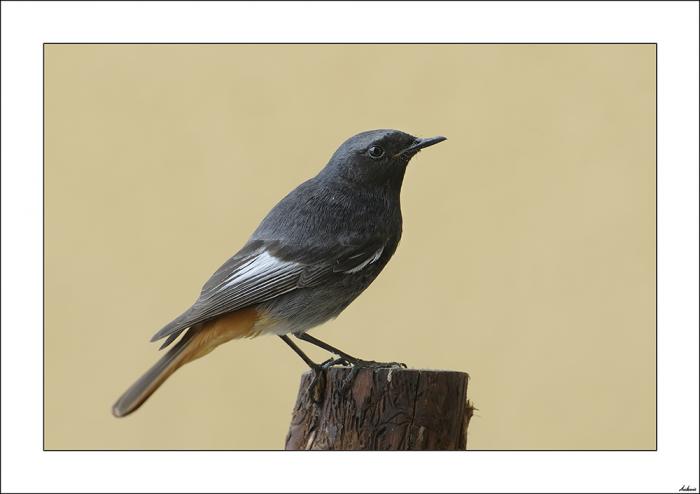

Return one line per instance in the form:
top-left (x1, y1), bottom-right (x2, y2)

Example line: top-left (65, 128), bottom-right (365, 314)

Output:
top-left (112, 329), bottom-right (196, 418)
top-left (112, 308), bottom-right (259, 417)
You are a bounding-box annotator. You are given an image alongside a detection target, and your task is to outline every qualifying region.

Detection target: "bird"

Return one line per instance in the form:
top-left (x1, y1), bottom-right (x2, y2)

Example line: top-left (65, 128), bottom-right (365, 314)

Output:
top-left (112, 129), bottom-right (446, 417)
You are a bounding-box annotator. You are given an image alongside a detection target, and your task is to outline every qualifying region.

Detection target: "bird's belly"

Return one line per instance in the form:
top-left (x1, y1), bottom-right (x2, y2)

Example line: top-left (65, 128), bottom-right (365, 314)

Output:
top-left (251, 316), bottom-right (312, 336)
top-left (252, 284), bottom-right (363, 336)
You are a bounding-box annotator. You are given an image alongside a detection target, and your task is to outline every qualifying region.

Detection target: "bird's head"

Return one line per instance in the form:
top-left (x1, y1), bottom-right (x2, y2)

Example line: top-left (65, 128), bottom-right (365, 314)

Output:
top-left (321, 129), bottom-right (446, 187)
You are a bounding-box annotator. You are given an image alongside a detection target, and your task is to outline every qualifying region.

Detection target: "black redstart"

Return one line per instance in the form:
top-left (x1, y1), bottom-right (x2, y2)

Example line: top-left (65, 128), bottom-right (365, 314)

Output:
top-left (112, 129), bottom-right (446, 417)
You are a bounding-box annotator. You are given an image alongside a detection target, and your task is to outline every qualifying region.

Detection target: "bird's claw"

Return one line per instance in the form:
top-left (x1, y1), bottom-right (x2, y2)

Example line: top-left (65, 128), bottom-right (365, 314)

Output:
top-left (349, 359), bottom-right (407, 369)
top-left (320, 357), bottom-right (351, 369)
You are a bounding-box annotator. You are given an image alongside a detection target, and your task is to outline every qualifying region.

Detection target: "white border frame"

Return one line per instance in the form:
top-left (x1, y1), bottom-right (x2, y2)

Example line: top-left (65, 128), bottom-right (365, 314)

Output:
top-left (2, 1), bottom-right (698, 493)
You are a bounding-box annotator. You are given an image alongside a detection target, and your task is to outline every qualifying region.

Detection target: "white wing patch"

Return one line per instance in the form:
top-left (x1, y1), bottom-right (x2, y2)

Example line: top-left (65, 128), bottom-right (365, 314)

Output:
top-left (220, 250), bottom-right (299, 290)
top-left (343, 246), bottom-right (384, 274)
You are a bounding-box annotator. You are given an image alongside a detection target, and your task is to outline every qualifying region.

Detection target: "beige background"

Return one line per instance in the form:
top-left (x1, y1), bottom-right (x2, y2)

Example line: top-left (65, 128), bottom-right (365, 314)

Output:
top-left (44, 44), bottom-right (655, 450)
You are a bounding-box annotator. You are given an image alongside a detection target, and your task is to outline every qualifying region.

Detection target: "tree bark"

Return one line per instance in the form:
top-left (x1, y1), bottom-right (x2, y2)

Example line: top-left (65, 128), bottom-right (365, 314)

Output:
top-left (285, 367), bottom-right (472, 450)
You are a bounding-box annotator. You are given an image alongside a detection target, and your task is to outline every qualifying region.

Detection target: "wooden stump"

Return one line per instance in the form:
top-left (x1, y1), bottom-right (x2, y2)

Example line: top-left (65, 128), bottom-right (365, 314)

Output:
top-left (285, 367), bottom-right (472, 450)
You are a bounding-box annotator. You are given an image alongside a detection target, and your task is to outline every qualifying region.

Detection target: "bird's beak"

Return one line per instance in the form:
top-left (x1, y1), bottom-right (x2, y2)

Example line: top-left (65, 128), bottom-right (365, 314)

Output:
top-left (396, 135), bottom-right (447, 157)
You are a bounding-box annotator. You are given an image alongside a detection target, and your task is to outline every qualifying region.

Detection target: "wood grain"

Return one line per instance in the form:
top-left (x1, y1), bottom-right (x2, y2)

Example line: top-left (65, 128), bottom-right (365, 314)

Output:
top-left (285, 367), bottom-right (472, 450)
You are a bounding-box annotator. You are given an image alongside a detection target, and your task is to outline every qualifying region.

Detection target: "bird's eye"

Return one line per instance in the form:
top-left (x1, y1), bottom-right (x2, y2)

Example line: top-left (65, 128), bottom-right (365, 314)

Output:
top-left (368, 146), bottom-right (385, 159)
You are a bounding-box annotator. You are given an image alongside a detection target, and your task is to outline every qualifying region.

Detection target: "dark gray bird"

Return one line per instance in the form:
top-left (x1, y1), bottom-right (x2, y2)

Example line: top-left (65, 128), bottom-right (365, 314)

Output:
top-left (112, 129), bottom-right (446, 417)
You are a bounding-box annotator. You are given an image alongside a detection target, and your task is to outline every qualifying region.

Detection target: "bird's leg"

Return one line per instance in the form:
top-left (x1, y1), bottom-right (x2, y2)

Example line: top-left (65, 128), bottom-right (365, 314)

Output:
top-left (294, 332), bottom-right (407, 369)
top-left (279, 335), bottom-right (327, 403)
top-left (278, 335), bottom-right (350, 403)
top-left (278, 335), bottom-right (350, 369)
top-left (279, 335), bottom-right (320, 370)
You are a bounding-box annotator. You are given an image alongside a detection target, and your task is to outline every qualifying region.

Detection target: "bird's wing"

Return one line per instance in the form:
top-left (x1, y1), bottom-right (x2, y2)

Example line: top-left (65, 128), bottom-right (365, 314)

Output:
top-left (332, 244), bottom-right (385, 274)
top-left (151, 238), bottom-right (386, 345)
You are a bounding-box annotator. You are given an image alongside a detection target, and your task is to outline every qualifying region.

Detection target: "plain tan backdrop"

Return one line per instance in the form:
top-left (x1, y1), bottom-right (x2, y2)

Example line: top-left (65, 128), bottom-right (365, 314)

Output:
top-left (44, 44), bottom-right (655, 450)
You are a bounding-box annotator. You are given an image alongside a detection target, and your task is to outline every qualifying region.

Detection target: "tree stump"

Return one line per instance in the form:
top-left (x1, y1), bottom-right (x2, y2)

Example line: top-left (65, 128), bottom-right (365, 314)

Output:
top-left (285, 367), bottom-right (472, 450)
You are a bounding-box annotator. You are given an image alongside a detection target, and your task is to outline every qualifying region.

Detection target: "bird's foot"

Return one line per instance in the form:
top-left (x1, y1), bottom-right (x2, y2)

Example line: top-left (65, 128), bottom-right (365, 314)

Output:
top-left (320, 357), bottom-right (351, 369)
top-left (336, 360), bottom-right (406, 395)
top-left (348, 359), bottom-right (407, 369)
top-left (308, 358), bottom-right (352, 403)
